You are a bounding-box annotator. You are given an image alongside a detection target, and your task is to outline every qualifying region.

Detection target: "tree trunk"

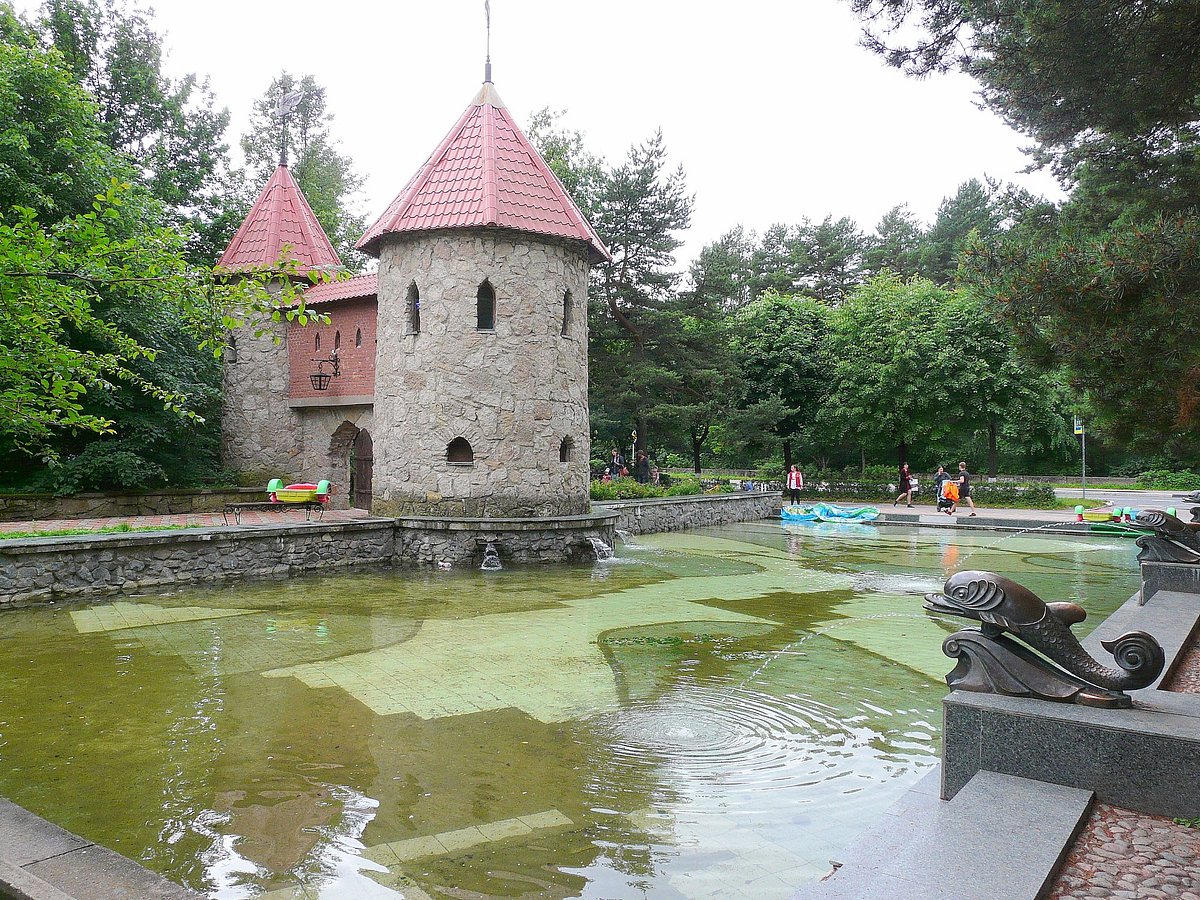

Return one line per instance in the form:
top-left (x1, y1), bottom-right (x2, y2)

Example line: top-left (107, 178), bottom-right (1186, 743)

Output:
top-left (782, 438), bottom-right (793, 472)
top-left (635, 416), bottom-right (647, 457)
top-left (897, 440), bottom-right (908, 466)
top-left (860, 447), bottom-right (866, 474)
top-left (692, 439), bottom-right (702, 474)
top-left (988, 418), bottom-right (999, 479)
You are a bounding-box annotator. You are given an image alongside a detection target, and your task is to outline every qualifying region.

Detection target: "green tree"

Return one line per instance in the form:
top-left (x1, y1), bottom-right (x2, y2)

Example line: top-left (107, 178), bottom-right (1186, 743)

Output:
top-left (526, 107), bottom-right (606, 222)
top-left (728, 292), bottom-right (831, 469)
top-left (242, 72), bottom-right (365, 270)
top-left (865, 204), bottom-right (927, 279)
top-left (590, 130), bottom-right (694, 455)
top-left (688, 226), bottom-right (754, 312)
top-left (35, 0), bottom-right (236, 262)
top-left (822, 274), bottom-right (955, 465)
top-left (920, 178), bottom-right (1000, 284)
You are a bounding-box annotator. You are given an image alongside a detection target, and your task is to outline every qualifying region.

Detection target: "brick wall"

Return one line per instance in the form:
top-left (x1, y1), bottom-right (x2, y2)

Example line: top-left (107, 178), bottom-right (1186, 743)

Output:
top-left (288, 297), bottom-right (378, 400)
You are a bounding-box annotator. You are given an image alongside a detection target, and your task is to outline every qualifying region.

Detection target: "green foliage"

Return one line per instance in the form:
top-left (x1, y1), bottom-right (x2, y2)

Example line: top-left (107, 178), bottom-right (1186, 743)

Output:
top-left (588, 476), bottom-right (716, 501)
top-left (1135, 470), bottom-right (1200, 491)
top-left (790, 480), bottom-right (1057, 508)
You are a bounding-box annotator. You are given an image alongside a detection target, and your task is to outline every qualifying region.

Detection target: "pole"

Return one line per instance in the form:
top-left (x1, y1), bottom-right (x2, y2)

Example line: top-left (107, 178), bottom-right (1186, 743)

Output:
top-left (1081, 427), bottom-right (1087, 501)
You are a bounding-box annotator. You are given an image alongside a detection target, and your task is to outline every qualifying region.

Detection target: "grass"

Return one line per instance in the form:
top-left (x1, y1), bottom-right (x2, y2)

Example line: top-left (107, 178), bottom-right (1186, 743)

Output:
top-left (0, 523), bottom-right (201, 540)
top-left (1052, 498), bottom-right (1107, 510)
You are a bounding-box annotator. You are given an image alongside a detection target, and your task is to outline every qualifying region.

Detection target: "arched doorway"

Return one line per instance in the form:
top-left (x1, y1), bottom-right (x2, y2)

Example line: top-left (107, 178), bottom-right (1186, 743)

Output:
top-left (349, 429), bottom-right (373, 510)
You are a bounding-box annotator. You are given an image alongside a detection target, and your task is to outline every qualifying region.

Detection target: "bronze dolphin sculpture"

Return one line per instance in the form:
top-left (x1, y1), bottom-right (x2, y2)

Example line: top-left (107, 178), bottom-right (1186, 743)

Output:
top-left (924, 570), bottom-right (1164, 693)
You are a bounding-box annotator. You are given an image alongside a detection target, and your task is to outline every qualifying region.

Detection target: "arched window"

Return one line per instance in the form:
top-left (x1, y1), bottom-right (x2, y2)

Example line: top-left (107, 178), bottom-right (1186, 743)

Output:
top-left (315, 332), bottom-right (321, 351)
top-left (561, 290), bottom-right (572, 336)
top-left (355, 328), bottom-right (362, 347)
top-left (407, 282), bottom-right (420, 334)
top-left (334, 330), bottom-right (341, 350)
top-left (447, 437), bottom-right (474, 464)
top-left (559, 436), bottom-right (574, 463)
top-left (476, 280), bottom-right (495, 330)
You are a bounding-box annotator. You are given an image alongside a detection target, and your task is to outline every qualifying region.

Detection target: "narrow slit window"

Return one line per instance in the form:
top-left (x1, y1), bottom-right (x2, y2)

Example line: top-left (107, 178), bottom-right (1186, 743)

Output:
top-left (477, 280), bottom-right (495, 330)
top-left (355, 328), bottom-right (362, 347)
top-left (407, 282), bottom-right (421, 334)
top-left (315, 332), bottom-right (321, 351)
top-left (561, 290), bottom-right (572, 335)
top-left (559, 436), bottom-right (574, 462)
top-left (334, 330), bottom-right (341, 350)
top-left (447, 437), bottom-right (474, 463)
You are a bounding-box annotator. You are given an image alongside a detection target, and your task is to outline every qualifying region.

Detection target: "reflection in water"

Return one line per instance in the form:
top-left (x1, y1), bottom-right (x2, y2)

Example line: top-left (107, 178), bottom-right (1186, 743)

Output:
top-left (0, 525), bottom-right (1138, 899)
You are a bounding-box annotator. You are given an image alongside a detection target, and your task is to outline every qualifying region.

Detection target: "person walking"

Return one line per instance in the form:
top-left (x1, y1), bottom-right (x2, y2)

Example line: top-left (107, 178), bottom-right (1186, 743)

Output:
top-left (610, 448), bottom-right (626, 479)
top-left (933, 465), bottom-right (950, 503)
top-left (635, 451), bottom-right (651, 484)
top-left (957, 461), bottom-right (977, 516)
top-left (786, 465), bottom-right (804, 504)
top-left (894, 462), bottom-right (915, 507)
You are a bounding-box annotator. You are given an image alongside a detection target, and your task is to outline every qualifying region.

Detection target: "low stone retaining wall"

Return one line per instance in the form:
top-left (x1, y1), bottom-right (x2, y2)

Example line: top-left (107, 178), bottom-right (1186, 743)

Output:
top-left (395, 511), bottom-right (618, 567)
top-left (600, 491), bottom-right (781, 535)
top-left (0, 493), bottom-right (774, 607)
top-left (0, 520), bottom-right (395, 607)
top-left (0, 487), bottom-right (260, 522)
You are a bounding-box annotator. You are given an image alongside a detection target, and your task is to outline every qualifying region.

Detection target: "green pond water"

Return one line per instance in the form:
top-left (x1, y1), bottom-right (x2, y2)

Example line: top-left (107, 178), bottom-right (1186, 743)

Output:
top-left (0, 523), bottom-right (1140, 899)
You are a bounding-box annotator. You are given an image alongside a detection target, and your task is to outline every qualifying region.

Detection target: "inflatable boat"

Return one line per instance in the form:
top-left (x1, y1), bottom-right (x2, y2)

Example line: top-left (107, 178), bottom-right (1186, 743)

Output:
top-left (781, 502), bottom-right (880, 523)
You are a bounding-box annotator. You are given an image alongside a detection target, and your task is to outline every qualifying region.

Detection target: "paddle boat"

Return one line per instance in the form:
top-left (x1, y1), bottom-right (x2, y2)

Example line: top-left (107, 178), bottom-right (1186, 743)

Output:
top-left (781, 502), bottom-right (880, 523)
top-left (267, 479), bottom-right (332, 503)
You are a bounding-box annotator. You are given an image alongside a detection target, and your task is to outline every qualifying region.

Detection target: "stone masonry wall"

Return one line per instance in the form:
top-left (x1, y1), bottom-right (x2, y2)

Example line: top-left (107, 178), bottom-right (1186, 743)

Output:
top-left (602, 492), bottom-right (783, 535)
top-left (0, 521), bottom-right (395, 608)
top-left (373, 229), bottom-right (592, 518)
top-left (0, 488), bottom-right (260, 522)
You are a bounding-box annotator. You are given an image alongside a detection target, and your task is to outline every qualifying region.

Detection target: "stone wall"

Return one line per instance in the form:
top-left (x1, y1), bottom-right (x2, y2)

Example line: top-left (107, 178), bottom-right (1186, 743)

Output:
top-left (0, 487), bottom-right (262, 522)
top-left (601, 492), bottom-right (782, 535)
top-left (373, 229), bottom-right (592, 518)
top-left (0, 521), bottom-right (396, 607)
top-left (394, 511), bottom-right (617, 568)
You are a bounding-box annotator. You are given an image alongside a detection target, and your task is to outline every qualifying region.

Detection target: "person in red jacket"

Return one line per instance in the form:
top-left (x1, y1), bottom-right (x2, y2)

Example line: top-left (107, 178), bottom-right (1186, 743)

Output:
top-left (786, 465), bottom-right (805, 504)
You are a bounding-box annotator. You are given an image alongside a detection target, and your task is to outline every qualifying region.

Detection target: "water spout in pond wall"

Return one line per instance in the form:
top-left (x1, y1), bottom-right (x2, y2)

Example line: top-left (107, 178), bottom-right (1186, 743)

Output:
top-left (590, 537), bottom-right (614, 561)
top-left (480, 543), bottom-right (503, 571)
top-left (615, 529), bottom-right (633, 544)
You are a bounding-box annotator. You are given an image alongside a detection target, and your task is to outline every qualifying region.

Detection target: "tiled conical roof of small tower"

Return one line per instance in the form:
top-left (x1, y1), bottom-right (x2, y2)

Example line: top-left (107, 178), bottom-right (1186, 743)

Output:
top-left (357, 81), bottom-right (610, 263)
top-left (218, 165), bottom-right (342, 274)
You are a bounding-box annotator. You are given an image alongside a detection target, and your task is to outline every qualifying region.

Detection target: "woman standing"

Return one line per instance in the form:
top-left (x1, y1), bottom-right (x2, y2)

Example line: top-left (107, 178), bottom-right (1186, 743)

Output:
top-left (786, 465), bottom-right (805, 504)
top-left (894, 462), bottom-right (915, 507)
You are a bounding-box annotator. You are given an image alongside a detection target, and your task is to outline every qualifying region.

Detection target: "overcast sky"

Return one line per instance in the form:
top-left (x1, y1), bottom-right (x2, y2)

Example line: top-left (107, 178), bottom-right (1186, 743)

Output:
top-left (18, 0), bottom-right (1063, 265)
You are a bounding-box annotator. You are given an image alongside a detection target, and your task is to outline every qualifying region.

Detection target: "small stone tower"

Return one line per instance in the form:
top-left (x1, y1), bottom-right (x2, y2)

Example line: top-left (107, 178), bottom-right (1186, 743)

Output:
top-left (357, 78), bottom-right (609, 518)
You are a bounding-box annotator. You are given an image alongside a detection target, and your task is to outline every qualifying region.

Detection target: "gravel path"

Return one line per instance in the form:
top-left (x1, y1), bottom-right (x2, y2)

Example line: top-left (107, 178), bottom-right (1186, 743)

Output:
top-left (1049, 802), bottom-right (1200, 899)
top-left (1163, 639), bottom-right (1200, 693)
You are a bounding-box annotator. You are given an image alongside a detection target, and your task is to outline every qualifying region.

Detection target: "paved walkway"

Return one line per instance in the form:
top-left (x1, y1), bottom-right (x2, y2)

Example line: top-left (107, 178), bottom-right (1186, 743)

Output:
top-left (1048, 802), bottom-right (1200, 900)
top-left (0, 507), bottom-right (374, 536)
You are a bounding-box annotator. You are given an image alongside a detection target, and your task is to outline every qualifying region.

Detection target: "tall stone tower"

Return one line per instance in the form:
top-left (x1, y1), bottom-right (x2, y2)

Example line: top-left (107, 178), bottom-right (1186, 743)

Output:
top-left (358, 78), bottom-right (609, 518)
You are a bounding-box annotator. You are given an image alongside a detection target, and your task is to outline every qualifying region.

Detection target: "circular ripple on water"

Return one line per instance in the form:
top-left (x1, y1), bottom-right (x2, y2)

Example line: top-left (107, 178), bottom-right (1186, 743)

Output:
top-left (603, 684), bottom-right (859, 791)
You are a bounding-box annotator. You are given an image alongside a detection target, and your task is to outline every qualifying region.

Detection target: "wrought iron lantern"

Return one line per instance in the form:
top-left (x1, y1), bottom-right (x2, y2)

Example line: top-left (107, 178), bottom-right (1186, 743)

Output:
top-left (309, 351), bottom-right (340, 391)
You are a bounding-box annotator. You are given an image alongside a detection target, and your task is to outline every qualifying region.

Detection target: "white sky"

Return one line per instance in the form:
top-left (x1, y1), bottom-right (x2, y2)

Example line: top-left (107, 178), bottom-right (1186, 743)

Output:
top-left (18, 0), bottom-right (1064, 265)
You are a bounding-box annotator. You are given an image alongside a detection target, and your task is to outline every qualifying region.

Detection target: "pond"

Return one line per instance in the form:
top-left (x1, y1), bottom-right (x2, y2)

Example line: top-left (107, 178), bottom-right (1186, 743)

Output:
top-left (0, 523), bottom-right (1140, 899)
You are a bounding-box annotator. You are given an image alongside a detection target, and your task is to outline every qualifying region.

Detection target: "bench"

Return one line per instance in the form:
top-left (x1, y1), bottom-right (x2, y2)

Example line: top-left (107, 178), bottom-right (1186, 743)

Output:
top-left (222, 501), bottom-right (327, 525)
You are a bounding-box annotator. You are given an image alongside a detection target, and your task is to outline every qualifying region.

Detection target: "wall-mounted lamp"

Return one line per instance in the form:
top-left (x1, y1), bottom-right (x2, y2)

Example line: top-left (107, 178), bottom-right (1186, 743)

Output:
top-left (309, 350), bottom-right (340, 391)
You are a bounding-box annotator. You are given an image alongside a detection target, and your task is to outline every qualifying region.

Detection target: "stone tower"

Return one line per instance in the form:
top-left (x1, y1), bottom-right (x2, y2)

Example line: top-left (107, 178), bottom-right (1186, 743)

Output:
top-left (357, 79), bottom-right (609, 518)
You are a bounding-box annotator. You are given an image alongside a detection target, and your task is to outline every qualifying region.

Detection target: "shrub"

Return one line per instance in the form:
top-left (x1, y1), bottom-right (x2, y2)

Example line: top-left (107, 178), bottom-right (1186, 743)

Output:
top-left (1136, 469), bottom-right (1200, 490)
top-left (589, 476), bottom-right (732, 501)
top-left (789, 481), bottom-right (1058, 508)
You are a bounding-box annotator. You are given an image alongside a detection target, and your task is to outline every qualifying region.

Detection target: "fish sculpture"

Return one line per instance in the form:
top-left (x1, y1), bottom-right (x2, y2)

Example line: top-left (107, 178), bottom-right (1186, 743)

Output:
top-left (1132, 509), bottom-right (1200, 563)
top-left (924, 570), bottom-right (1164, 709)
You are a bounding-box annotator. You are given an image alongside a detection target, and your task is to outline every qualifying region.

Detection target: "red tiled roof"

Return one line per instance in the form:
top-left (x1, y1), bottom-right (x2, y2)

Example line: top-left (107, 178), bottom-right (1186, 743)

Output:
top-left (218, 165), bottom-right (341, 273)
top-left (303, 272), bottom-right (378, 305)
top-left (357, 82), bottom-right (610, 263)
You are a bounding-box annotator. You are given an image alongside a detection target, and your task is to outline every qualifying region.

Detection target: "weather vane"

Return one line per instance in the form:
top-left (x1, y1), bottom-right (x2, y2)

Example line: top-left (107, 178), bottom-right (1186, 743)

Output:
top-left (277, 89), bottom-right (304, 167)
top-left (484, 0), bottom-right (492, 83)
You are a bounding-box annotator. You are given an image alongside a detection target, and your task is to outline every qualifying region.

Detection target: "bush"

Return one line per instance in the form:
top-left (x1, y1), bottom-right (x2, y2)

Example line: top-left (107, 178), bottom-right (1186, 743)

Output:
top-left (49, 443), bottom-right (169, 494)
top-left (589, 477), bottom-right (731, 501)
top-left (1137, 469), bottom-right (1200, 490)
top-left (790, 480), bottom-right (1058, 508)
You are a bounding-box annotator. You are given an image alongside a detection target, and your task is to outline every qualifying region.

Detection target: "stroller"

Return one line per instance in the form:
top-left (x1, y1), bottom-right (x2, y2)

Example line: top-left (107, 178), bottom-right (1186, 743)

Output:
top-left (937, 478), bottom-right (959, 513)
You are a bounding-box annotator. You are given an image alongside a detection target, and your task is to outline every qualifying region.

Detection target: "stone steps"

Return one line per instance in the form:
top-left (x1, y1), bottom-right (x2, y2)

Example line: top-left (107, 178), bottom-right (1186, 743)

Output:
top-left (791, 768), bottom-right (1093, 900)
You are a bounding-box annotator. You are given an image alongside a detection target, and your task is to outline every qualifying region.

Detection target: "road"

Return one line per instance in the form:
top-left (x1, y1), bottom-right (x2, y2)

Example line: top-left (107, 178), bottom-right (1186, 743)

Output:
top-left (1052, 487), bottom-right (1199, 517)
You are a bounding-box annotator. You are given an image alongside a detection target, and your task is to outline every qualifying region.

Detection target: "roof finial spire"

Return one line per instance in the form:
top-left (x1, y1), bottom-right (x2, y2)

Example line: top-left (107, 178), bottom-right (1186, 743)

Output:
top-left (484, 0), bottom-right (492, 83)
top-left (277, 89), bottom-right (304, 167)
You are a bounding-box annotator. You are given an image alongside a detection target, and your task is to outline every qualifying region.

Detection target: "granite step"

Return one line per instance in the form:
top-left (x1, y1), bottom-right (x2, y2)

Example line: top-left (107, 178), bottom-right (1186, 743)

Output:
top-left (791, 768), bottom-right (1093, 900)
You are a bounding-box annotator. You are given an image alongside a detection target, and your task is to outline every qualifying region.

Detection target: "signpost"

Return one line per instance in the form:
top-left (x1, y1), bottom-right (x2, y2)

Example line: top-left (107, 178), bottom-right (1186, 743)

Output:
top-left (1074, 416), bottom-right (1086, 500)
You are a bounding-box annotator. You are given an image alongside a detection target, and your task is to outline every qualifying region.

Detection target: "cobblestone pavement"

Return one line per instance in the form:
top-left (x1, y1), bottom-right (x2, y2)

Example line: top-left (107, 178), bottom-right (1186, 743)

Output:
top-left (0, 507), bottom-right (374, 536)
top-left (1048, 802), bottom-right (1200, 899)
top-left (1163, 639), bottom-right (1200, 693)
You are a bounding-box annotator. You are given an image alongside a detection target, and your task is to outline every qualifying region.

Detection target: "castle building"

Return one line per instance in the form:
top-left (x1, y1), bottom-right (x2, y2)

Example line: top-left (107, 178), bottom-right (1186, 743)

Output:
top-left (218, 75), bottom-right (609, 519)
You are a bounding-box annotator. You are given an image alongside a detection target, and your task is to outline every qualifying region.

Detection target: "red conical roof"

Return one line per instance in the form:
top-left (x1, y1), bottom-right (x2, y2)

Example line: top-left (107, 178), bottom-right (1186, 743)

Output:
top-left (218, 165), bottom-right (341, 273)
top-left (357, 82), bottom-right (610, 262)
